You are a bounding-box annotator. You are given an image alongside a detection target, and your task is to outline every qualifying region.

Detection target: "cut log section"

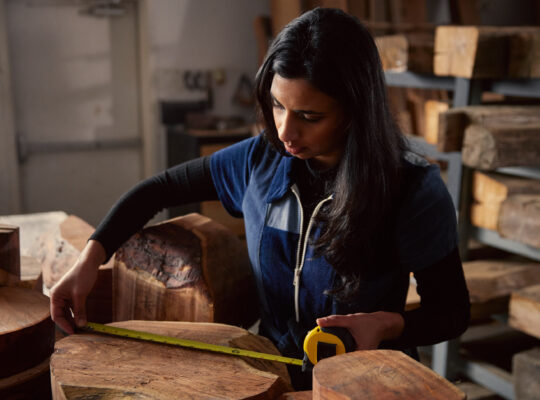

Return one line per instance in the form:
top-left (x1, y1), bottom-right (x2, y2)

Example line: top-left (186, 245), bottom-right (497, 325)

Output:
top-left (434, 26), bottom-right (540, 78)
top-left (471, 172), bottom-right (540, 230)
top-left (498, 195), bottom-right (540, 248)
top-left (509, 284), bottom-right (540, 340)
top-left (50, 320), bottom-right (293, 400)
top-left (513, 347), bottom-right (540, 400)
top-left (0, 287), bottom-right (55, 379)
top-left (0, 224), bottom-right (20, 286)
top-left (375, 33), bottom-right (434, 74)
top-left (114, 213), bottom-right (258, 328)
top-left (462, 123), bottom-right (540, 170)
top-left (436, 105), bottom-right (540, 152)
top-left (312, 350), bottom-right (466, 399)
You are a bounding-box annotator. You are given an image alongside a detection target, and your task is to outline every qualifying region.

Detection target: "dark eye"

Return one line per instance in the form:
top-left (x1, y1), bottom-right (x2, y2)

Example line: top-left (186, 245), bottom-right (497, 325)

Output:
top-left (272, 99), bottom-right (283, 109)
top-left (300, 114), bottom-right (321, 123)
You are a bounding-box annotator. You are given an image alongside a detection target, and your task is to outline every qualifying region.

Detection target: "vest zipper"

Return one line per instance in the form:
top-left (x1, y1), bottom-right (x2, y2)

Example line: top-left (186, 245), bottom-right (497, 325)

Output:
top-left (291, 185), bottom-right (333, 323)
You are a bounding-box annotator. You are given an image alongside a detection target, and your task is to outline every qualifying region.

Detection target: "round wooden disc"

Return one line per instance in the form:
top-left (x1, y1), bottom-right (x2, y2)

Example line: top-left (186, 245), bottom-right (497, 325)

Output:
top-left (313, 350), bottom-right (466, 400)
top-left (51, 320), bottom-right (293, 400)
top-left (0, 287), bottom-right (54, 378)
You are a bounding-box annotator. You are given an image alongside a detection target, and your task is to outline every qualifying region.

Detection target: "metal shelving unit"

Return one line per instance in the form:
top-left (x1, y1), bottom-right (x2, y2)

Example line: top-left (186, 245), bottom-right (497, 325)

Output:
top-left (385, 71), bottom-right (540, 400)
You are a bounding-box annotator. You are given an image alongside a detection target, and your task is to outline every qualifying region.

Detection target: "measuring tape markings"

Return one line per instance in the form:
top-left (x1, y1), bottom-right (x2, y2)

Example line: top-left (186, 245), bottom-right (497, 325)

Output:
top-left (83, 322), bottom-right (303, 366)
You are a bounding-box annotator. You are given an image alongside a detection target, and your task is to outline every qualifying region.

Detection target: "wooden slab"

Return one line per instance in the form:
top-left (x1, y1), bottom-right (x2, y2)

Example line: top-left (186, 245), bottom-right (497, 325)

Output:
top-left (462, 123), bottom-right (540, 170)
top-left (312, 350), bottom-right (465, 399)
top-left (114, 213), bottom-right (258, 328)
top-left (509, 284), bottom-right (540, 339)
top-left (0, 287), bottom-right (54, 378)
top-left (50, 320), bottom-right (292, 400)
top-left (375, 33), bottom-right (434, 74)
top-left (434, 26), bottom-right (540, 78)
top-left (436, 105), bottom-right (540, 152)
top-left (0, 357), bottom-right (51, 400)
top-left (513, 347), bottom-right (540, 400)
top-left (498, 195), bottom-right (540, 248)
top-left (464, 259), bottom-right (540, 304)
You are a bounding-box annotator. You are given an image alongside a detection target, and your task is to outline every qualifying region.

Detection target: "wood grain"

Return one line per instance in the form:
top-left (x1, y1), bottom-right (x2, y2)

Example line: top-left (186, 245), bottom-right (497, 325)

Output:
top-left (509, 284), bottom-right (540, 340)
top-left (0, 287), bottom-right (54, 378)
top-left (498, 195), bottom-right (540, 248)
top-left (114, 213), bottom-right (258, 328)
top-left (50, 320), bottom-right (292, 400)
top-left (313, 350), bottom-right (465, 400)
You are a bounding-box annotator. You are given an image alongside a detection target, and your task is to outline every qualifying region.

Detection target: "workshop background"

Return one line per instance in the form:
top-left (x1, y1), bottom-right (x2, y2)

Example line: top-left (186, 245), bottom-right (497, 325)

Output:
top-left (1, 1), bottom-right (540, 399)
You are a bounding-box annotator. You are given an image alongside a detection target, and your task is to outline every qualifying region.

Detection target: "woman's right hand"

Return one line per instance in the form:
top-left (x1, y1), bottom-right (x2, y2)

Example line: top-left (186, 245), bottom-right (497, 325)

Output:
top-left (49, 239), bottom-right (106, 334)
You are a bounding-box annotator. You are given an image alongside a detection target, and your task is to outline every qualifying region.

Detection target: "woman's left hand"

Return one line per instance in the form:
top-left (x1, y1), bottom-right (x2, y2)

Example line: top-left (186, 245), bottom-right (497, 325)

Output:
top-left (316, 311), bottom-right (405, 351)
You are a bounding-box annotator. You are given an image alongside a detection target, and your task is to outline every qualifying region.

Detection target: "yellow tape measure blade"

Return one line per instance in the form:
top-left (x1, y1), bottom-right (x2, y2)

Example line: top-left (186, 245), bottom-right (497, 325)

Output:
top-left (83, 322), bottom-right (303, 366)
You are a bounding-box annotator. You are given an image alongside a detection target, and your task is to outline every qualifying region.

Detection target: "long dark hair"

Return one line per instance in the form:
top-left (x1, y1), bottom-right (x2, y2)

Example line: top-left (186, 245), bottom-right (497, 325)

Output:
top-left (255, 8), bottom-right (408, 301)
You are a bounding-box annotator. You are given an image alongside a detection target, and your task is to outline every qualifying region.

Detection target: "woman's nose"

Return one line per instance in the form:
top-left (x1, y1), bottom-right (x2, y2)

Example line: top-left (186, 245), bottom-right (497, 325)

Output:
top-left (276, 112), bottom-right (298, 143)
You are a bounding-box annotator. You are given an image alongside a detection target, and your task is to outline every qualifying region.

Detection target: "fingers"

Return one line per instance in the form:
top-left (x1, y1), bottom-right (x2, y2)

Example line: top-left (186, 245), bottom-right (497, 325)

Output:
top-left (316, 314), bottom-right (351, 328)
top-left (71, 293), bottom-right (87, 328)
top-left (50, 296), bottom-right (75, 335)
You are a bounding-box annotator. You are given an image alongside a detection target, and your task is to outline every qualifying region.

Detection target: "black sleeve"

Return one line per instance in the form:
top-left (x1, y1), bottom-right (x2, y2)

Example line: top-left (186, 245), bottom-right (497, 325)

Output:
top-left (90, 156), bottom-right (218, 262)
top-left (386, 247), bottom-right (471, 349)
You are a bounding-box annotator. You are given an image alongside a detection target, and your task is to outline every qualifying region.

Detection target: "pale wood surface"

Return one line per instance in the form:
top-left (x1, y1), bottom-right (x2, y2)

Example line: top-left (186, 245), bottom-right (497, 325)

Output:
top-left (434, 26), bottom-right (540, 78)
top-left (312, 350), bottom-right (465, 400)
top-left (50, 320), bottom-right (292, 400)
top-left (463, 259), bottom-right (540, 303)
top-left (462, 123), bottom-right (540, 170)
top-left (0, 287), bottom-right (54, 378)
top-left (375, 33), bottom-right (434, 74)
top-left (114, 213), bottom-right (258, 327)
top-left (437, 105), bottom-right (540, 152)
top-left (513, 347), bottom-right (540, 400)
top-left (0, 357), bottom-right (51, 400)
top-left (509, 284), bottom-right (540, 340)
top-left (498, 195), bottom-right (540, 248)
top-left (424, 99), bottom-right (449, 145)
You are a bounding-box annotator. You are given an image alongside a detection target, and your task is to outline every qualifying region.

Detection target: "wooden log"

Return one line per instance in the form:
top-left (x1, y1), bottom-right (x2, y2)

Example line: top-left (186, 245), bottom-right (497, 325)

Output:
top-left (0, 357), bottom-right (51, 400)
top-left (437, 105), bottom-right (540, 152)
top-left (470, 171), bottom-right (540, 230)
top-left (312, 350), bottom-right (466, 399)
top-left (434, 26), bottom-right (540, 78)
top-left (375, 33), bottom-right (434, 74)
top-left (462, 123), bottom-right (540, 170)
top-left (509, 284), bottom-right (540, 340)
top-left (0, 287), bottom-right (55, 379)
top-left (50, 320), bottom-right (293, 400)
top-left (513, 347), bottom-right (540, 400)
top-left (114, 213), bottom-right (258, 328)
top-left (498, 195), bottom-right (540, 248)
top-left (0, 224), bottom-right (20, 286)
top-left (463, 259), bottom-right (540, 304)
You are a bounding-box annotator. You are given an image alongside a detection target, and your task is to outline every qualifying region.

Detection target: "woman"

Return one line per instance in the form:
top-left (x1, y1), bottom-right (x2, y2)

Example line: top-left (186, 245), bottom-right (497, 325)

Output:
top-left (51, 8), bottom-right (470, 389)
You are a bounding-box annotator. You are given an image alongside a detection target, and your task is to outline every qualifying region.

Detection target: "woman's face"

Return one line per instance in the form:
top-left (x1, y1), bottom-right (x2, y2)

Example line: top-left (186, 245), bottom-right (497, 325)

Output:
top-left (270, 74), bottom-right (346, 169)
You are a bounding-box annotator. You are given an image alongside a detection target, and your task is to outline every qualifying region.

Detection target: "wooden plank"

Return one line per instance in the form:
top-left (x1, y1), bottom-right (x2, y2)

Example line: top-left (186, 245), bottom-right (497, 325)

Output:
top-left (509, 284), bottom-right (540, 340)
top-left (50, 320), bottom-right (293, 400)
top-left (312, 350), bottom-right (466, 399)
top-left (463, 259), bottom-right (540, 304)
top-left (375, 33), bottom-right (434, 74)
top-left (0, 224), bottom-right (20, 284)
top-left (0, 287), bottom-right (54, 379)
top-left (498, 195), bottom-right (540, 248)
top-left (113, 213), bottom-right (258, 328)
top-left (424, 99), bottom-right (449, 145)
top-left (462, 123), bottom-right (540, 170)
top-left (437, 105), bottom-right (540, 152)
top-left (434, 26), bottom-right (540, 79)
top-left (513, 347), bottom-right (540, 400)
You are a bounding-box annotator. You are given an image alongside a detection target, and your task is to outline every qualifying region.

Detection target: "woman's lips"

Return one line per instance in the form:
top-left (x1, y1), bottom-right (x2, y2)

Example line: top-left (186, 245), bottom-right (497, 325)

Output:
top-left (285, 145), bottom-right (305, 155)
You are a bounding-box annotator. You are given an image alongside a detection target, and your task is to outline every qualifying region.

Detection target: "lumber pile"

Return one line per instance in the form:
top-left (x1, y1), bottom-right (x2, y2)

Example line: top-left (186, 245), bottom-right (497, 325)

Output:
top-left (513, 347), bottom-right (540, 400)
top-left (50, 320), bottom-right (293, 400)
top-left (312, 351), bottom-right (465, 399)
top-left (463, 258), bottom-right (540, 319)
top-left (434, 26), bottom-right (540, 79)
top-left (498, 195), bottom-right (540, 249)
top-left (114, 213), bottom-right (258, 328)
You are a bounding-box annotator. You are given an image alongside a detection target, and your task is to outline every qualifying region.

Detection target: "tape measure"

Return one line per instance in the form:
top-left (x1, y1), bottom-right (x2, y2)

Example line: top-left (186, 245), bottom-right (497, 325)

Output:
top-left (82, 322), bottom-right (356, 370)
